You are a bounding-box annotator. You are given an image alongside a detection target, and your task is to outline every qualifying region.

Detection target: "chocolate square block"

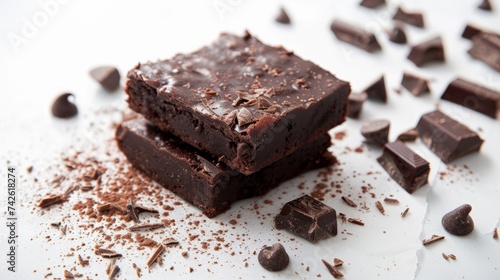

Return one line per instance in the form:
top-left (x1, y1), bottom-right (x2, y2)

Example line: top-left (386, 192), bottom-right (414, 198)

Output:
top-left (116, 118), bottom-right (334, 218)
top-left (126, 32), bottom-right (350, 175)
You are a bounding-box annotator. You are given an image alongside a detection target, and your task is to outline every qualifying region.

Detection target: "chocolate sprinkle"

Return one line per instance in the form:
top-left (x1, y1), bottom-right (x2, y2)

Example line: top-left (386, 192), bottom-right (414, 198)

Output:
top-left (442, 204), bottom-right (474, 236)
top-left (51, 93), bottom-right (78, 119)
top-left (401, 208), bottom-right (410, 217)
top-left (258, 243), bottom-right (289, 272)
top-left (129, 223), bottom-right (165, 232)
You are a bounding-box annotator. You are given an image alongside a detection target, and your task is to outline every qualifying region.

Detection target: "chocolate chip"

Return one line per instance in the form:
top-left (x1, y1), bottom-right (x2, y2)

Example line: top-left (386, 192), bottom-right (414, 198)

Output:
top-left (275, 7), bottom-right (291, 24)
top-left (347, 92), bottom-right (368, 119)
top-left (258, 243), bottom-right (289, 271)
top-left (361, 120), bottom-right (390, 145)
top-left (388, 23), bottom-right (407, 44)
top-left (442, 204), bottom-right (474, 236)
top-left (90, 66), bottom-right (121, 92)
top-left (51, 93), bottom-right (78, 119)
top-left (407, 37), bottom-right (445, 67)
top-left (362, 76), bottom-right (387, 102)
top-left (478, 0), bottom-right (492, 11)
top-left (360, 0), bottom-right (385, 9)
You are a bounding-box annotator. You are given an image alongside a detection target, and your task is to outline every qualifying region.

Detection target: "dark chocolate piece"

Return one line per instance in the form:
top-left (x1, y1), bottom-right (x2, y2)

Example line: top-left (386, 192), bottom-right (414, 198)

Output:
top-left (275, 195), bottom-right (337, 243)
top-left (441, 78), bottom-right (500, 119)
top-left (393, 7), bottom-right (425, 28)
top-left (416, 110), bottom-right (484, 163)
top-left (401, 72), bottom-right (430, 96)
top-left (397, 128), bottom-right (418, 142)
top-left (258, 243), bottom-right (289, 271)
top-left (377, 141), bottom-right (430, 193)
top-left (462, 24), bottom-right (486, 40)
top-left (478, 0), bottom-right (492, 11)
top-left (126, 32), bottom-right (349, 175)
top-left (359, 0), bottom-right (385, 9)
top-left (442, 204), bottom-right (474, 236)
top-left (330, 20), bottom-right (381, 53)
top-left (275, 7), bottom-right (291, 24)
top-left (361, 120), bottom-right (390, 145)
top-left (407, 37), bottom-right (445, 67)
top-left (90, 66), bottom-right (120, 92)
top-left (388, 24), bottom-right (407, 44)
top-left (362, 76), bottom-right (387, 102)
top-left (51, 93), bottom-right (78, 119)
top-left (116, 118), bottom-right (334, 218)
top-left (468, 32), bottom-right (500, 71)
top-left (347, 92), bottom-right (368, 118)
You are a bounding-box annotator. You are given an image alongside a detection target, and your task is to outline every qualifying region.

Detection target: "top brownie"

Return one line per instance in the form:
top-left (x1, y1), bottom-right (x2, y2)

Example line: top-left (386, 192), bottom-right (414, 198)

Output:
top-left (126, 32), bottom-right (350, 175)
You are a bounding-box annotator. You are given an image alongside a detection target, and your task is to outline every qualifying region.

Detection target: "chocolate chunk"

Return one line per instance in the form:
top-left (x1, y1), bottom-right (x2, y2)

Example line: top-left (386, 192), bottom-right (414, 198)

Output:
top-left (468, 33), bottom-right (500, 71)
top-left (275, 195), bottom-right (337, 243)
top-left (275, 7), bottom-right (291, 24)
top-left (330, 19), bottom-right (381, 53)
top-left (362, 76), bottom-right (387, 102)
top-left (441, 78), bottom-right (500, 119)
top-left (442, 204), bottom-right (474, 236)
top-left (258, 243), bottom-right (289, 271)
top-left (347, 92), bottom-right (368, 118)
top-left (407, 37), bottom-right (445, 67)
top-left (401, 72), bottom-right (430, 96)
top-left (90, 66), bottom-right (121, 92)
top-left (388, 23), bottom-right (407, 44)
top-left (51, 93), bottom-right (78, 119)
top-left (478, 0), bottom-right (492, 11)
top-left (416, 110), bottom-right (484, 163)
top-left (393, 7), bottom-right (425, 28)
top-left (359, 0), bottom-right (385, 9)
top-left (361, 120), bottom-right (390, 145)
top-left (378, 141), bottom-right (430, 193)
top-left (397, 129), bottom-right (418, 142)
top-left (462, 24), bottom-right (486, 40)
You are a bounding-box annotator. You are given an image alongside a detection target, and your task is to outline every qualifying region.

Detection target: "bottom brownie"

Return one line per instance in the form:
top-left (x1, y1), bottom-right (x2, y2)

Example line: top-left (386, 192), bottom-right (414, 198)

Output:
top-left (116, 118), bottom-right (334, 218)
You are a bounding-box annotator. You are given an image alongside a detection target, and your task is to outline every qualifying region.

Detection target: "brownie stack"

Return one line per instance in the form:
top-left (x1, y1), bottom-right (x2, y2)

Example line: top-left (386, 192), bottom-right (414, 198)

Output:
top-left (117, 32), bottom-right (350, 217)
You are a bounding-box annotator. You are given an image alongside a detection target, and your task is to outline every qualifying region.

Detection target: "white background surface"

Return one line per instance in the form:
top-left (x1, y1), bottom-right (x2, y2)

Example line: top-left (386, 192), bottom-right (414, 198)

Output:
top-left (1, 0), bottom-right (500, 279)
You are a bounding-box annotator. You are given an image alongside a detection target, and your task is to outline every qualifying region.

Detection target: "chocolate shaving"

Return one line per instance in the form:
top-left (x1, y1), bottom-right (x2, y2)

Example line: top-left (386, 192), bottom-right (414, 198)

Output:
top-left (129, 223), bottom-right (165, 232)
top-left (241, 99), bottom-right (257, 107)
top-left (265, 105), bottom-right (282, 114)
top-left (333, 258), bottom-right (344, 267)
top-left (80, 183), bottom-right (94, 192)
top-left (134, 204), bottom-right (159, 214)
top-left (147, 244), bottom-right (165, 267)
top-left (223, 110), bottom-right (238, 127)
top-left (97, 203), bottom-right (127, 214)
top-left (38, 195), bottom-right (65, 208)
top-left (127, 199), bottom-right (140, 223)
top-left (64, 270), bottom-right (74, 279)
top-left (162, 238), bottom-right (180, 246)
top-left (83, 169), bottom-right (100, 181)
top-left (494, 228), bottom-right (498, 239)
top-left (257, 97), bottom-right (273, 109)
top-left (322, 259), bottom-right (344, 278)
top-left (236, 107), bottom-right (254, 127)
top-left (78, 255), bottom-right (89, 267)
top-left (203, 88), bottom-right (218, 96)
top-left (347, 218), bottom-right (364, 226)
top-left (50, 222), bottom-right (61, 227)
top-left (401, 208), bottom-right (410, 217)
top-left (384, 198), bottom-right (399, 204)
top-left (338, 213), bottom-right (347, 224)
top-left (422, 235), bottom-right (445, 246)
top-left (341, 196), bottom-right (357, 208)
top-left (63, 185), bottom-right (78, 197)
top-left (448, 254), bottom-right (456, 260)
top-left (95, 248), bottom-right (122, 258)
top-left (375, 201), bottom-right (385, 215)
top-left (107, 259), bottom-right (120, 279)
